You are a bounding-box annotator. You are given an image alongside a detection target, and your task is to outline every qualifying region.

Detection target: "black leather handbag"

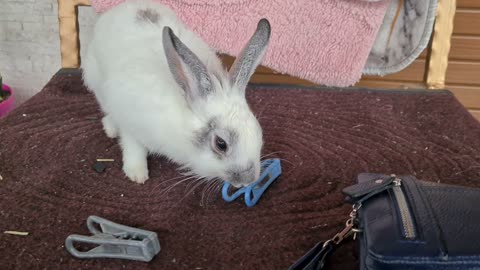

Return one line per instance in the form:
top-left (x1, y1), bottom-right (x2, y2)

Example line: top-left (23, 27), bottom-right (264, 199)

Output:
top-left (289, 173), bottom-right (480, 270)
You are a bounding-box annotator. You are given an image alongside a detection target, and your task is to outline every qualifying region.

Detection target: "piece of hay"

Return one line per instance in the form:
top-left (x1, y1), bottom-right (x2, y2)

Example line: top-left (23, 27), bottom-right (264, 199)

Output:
top-left (96, 159), bottom-right (114, 162)
top-left (4, 231), bottom-right (29, 236)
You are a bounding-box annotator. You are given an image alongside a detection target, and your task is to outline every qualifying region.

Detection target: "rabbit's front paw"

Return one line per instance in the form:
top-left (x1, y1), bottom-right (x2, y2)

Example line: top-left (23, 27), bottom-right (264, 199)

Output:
top-left (120, 134), bottom-right (149, 184)
top-left (102, 115), bottom-right (118, 139)
top-left (123, 161), bottom-right (149, 184)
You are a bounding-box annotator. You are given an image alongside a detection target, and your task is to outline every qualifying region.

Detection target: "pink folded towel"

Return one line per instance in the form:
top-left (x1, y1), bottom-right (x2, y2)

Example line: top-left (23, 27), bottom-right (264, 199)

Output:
top-left (91, 0), bottom-right (388, 87)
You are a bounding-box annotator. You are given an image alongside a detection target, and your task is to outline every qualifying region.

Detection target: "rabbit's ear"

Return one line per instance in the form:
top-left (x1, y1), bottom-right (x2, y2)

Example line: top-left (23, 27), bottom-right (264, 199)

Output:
top-left (163, 27), bottom-right (213, 104)
top-left (229, 19), bottom-right (271, 94)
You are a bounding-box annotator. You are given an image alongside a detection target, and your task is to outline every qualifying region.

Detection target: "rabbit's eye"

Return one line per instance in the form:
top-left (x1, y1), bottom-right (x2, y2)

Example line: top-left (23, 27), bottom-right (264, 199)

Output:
top-left (214, 136), bottom-right (228, 153)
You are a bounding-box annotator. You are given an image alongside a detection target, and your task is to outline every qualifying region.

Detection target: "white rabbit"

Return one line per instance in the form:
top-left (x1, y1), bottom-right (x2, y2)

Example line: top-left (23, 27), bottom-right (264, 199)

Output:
top-left (82, 0), bottom-right (271, 187)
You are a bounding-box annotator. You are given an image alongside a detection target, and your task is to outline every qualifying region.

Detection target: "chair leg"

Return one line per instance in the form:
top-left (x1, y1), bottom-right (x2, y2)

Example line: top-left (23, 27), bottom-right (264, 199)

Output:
top-left (426, 0), bottom-right (457, 90)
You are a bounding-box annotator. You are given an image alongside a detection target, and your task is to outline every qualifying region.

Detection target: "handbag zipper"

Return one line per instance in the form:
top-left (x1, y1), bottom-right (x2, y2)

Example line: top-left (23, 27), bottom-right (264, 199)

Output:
top-left (392, 177), bottom-right (416, 239)
top-left (342, 175), bottom-right (417, 239)
top-left (289, 175), bottom-right (419, 269)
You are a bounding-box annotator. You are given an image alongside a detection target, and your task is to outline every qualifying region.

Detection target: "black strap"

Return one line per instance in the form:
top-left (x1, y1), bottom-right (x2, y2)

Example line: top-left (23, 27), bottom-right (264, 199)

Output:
top-left (288, 240), bottom-right (336, 270)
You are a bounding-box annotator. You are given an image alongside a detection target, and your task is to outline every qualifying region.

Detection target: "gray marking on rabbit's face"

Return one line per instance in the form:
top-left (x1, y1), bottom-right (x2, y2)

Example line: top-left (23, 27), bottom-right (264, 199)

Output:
top-left (136, 8), bottom-right (159, 23)
top-left (191, 109), bottom-right (262, 187)
top-left (194, 118), bottom-right (217, 146)
top-left (193, 118), bottom-right (239, 159)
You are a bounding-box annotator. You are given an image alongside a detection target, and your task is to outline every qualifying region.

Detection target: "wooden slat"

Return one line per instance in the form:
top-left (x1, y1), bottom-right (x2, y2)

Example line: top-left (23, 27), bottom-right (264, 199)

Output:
top-left (248, 59), bottom-right (480, 92)
top-left (469, 110), bottom-right (480, 122)
top-left (229, 59), bottom-right (480, 107)
top-left (446, 61), bottom-right (480, 85)
top-left (419, 49), bottom-right (428, 59)
top-left (458, 0), bottom-right (480, 8)
top-left (453, 10), bottom-right (480, 36)
top-left (249, 74), bottom-right (426, 90)
top-left (249, 73), bottom-right (426, 89)
top-left (231, 59), bottom-right (443, 87)
top-left (249, 75), bottom-right (426, 91)
top-left (249, 59), bottom-right (426, 84)
top-left (250, 73), bottom-right (317, 86)
top-left (449, 36), bottom-right (480, 61)
top-left (220, 54), bottom-right (233, 68)
top-left (220, 54), bottom-right (276, 74)
top-left (250, 56), bottom-right (480, 87)
top-left (447, 84), bottom-right (480, 109)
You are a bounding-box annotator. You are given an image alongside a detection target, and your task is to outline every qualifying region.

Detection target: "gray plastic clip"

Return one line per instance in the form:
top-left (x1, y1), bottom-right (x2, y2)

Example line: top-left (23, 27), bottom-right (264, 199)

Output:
top-left (65, 215), bottom-right (160, 262)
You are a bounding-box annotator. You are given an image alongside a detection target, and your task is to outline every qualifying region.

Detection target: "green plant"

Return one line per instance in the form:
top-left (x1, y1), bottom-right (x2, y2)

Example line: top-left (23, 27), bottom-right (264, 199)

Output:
top-left (0, 73), bottom-right (6, 102)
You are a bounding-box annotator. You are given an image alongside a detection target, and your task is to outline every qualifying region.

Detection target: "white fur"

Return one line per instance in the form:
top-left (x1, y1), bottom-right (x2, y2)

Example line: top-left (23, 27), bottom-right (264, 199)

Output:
top-left (83, 0), bottom-right (264, 186)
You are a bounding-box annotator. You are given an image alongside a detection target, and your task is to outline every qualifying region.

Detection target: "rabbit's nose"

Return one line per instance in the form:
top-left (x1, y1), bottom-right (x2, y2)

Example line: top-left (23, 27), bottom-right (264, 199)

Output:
top-left (228, 163), bottom-right (256, 187)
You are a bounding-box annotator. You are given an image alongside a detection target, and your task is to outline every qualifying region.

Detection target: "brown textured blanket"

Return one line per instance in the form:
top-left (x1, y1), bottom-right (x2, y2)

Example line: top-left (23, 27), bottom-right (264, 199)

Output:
top-left (1, 69), bottom-right (480, 270)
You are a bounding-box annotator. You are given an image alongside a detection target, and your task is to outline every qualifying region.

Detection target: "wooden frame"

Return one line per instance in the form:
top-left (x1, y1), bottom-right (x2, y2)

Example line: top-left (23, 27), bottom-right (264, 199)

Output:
top-left (58, 0), bottom-right (91, 68)
top-left (57, 0), bottom-right (456, 89)
top-left (426, 0), bottom-right (457, 89)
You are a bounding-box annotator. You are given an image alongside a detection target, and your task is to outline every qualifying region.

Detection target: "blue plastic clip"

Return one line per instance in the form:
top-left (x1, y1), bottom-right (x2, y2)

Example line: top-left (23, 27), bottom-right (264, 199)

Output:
top-left (222, 158), bottom-right (282, 207)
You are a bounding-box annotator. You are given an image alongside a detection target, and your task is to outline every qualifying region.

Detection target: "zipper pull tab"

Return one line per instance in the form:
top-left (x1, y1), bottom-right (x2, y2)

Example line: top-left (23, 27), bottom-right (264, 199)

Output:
top-left (342, 176), bottom-right (395, 204)
top-left (329, 203), bottom-right (362, 245)
top-left (331, 218), bottom-right (354, 245)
